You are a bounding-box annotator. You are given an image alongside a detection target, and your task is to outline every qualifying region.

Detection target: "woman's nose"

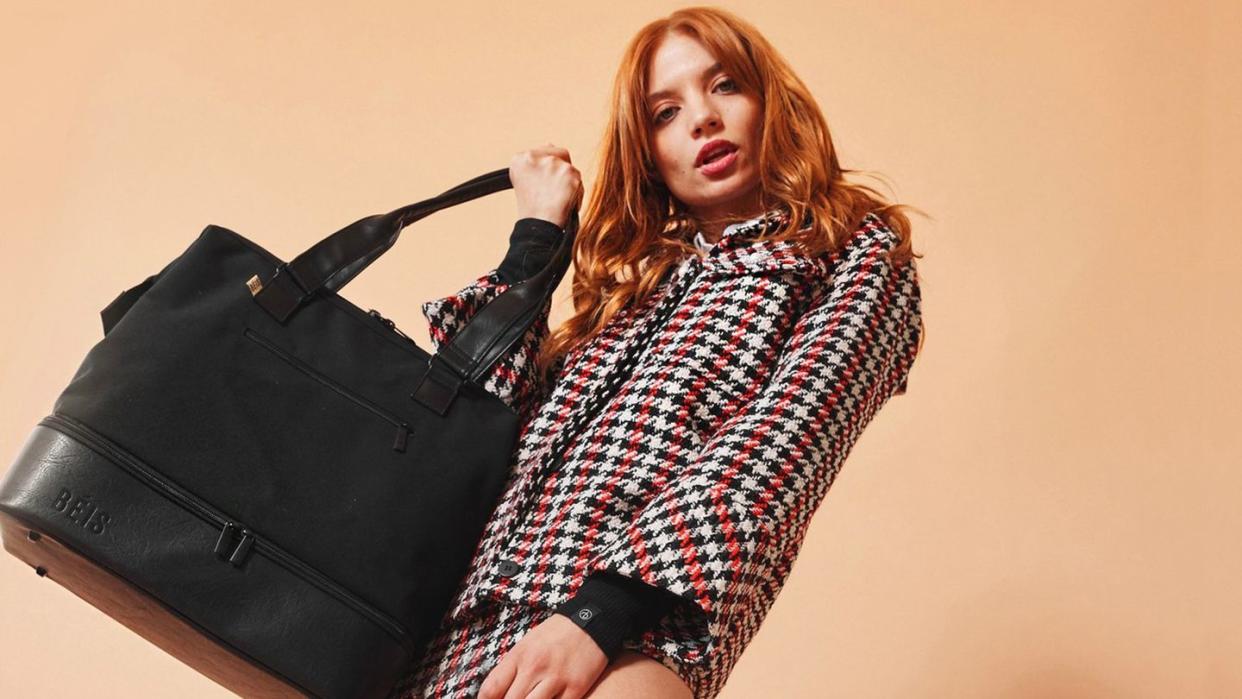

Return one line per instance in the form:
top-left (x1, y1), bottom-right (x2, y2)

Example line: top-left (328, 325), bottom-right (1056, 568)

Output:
top-left (692, 105), bottom-right (722, 135)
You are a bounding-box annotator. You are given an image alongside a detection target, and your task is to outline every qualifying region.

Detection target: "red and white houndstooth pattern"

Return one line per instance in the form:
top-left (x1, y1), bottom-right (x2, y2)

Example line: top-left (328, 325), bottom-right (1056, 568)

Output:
top-left (419, 211), bottom-right (923, 698)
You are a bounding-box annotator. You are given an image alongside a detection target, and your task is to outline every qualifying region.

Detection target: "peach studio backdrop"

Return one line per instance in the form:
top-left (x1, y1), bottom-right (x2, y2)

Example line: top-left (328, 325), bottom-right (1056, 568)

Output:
top-left (1, 1), bottom-right (1238, 697)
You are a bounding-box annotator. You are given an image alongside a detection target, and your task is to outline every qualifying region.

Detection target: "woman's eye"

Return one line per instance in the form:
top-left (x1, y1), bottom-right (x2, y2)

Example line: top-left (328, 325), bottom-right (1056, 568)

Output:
top-left (652, 79), bottom-right (737, 125)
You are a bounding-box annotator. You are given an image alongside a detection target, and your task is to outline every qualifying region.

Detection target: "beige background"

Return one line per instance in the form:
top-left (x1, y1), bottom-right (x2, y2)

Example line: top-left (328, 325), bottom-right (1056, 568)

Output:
top-left (2, 1), bottom-right (1238, 697)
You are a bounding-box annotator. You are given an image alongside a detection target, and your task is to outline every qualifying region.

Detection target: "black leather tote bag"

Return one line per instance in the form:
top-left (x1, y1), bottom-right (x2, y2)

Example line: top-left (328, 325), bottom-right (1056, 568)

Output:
top-left (0, 167), bottom-right (575, 699)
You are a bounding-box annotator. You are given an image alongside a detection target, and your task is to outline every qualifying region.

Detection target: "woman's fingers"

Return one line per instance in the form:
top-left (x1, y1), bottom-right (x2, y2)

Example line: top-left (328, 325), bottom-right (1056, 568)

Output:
top-left (509, 144), bottom-right (581, 229)
top-left (501, 666), bottom-right (541, 699)
top-left (477, 655), bottom-right (517, 699)
top-left (525, 143), bottom-right (571, 163)
top-left (523, 677), bottom-right (562, 699)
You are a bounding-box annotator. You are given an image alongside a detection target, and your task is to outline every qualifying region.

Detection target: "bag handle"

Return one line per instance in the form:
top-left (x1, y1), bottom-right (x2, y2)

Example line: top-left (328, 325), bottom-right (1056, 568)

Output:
top-left (250, 167), bottom-right (577, 415)
top-left (252, 167), bottom-right (574, 321)
top-left (410, 219), bottom-right (573, 414)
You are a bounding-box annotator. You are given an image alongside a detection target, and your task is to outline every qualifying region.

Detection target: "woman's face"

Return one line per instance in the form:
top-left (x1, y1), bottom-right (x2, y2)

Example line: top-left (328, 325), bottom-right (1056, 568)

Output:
top-left (645, 32), bottom-right (764, 232)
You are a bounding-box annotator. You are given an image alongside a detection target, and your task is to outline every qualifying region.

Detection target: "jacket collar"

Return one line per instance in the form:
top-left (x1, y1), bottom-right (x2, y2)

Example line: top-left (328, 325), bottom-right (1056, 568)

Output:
top-left (696, 206), bottom-right (829, 278)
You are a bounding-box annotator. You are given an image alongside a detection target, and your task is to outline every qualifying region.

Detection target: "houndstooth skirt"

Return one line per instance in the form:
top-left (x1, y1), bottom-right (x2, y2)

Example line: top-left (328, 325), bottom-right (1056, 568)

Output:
top-left (386, 601), bottom-right (556, 699)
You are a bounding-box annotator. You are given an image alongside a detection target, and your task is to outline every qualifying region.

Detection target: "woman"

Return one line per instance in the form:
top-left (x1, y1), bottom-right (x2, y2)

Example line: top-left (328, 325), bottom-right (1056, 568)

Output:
top-left (391, 6), bottom-right (925, 698)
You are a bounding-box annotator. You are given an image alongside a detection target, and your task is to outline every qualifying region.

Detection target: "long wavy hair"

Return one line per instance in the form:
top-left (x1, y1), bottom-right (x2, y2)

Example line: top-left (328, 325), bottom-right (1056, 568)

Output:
top-left (536, 5), bottom-right (926, 380)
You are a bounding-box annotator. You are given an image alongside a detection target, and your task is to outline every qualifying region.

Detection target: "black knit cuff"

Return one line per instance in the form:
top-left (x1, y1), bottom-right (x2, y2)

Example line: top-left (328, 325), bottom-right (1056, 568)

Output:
top-left (552, 572), bottom-right (680, 663)
top-left (496, 217), bottom-right (565, 285)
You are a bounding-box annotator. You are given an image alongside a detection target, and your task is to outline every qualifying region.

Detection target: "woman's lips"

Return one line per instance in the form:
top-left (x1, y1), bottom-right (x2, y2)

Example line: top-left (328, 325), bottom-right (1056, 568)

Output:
top-left (697, 146), bottom-right (738, 176)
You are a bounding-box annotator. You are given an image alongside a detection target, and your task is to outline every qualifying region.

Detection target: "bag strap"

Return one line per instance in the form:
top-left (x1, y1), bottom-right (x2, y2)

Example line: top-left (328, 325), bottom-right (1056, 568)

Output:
top-left (249, 167), bottom-right (578, 415)
top-left (252, 168), bottom-right (573, 322)
top-left (411, 214), bottom-right (575, 415)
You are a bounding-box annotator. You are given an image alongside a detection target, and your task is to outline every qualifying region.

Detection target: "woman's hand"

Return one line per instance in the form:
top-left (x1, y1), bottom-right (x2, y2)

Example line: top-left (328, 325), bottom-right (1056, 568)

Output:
top-left (509, 144), bottom-right (583, 230)
top-left (477, 612), bottom-right (609, 699)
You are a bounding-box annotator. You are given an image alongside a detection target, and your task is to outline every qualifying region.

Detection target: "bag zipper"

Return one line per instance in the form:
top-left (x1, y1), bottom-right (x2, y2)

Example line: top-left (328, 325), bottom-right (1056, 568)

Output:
top-left (242, 327), bottom-right (412, 452)
top-left (39, 412), bottom-right (415, 658)
top-left (367, 308), bottom-right (415, 345)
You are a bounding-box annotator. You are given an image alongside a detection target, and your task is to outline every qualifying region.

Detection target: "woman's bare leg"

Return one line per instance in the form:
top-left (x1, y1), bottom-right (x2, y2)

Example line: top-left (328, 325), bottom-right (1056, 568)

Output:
top-left (584, 650), bottom-right (693, 699)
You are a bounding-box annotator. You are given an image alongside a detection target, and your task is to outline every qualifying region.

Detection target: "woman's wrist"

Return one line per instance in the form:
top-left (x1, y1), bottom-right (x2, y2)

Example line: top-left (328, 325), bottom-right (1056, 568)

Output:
top-left (552, 572), bottom-right (679, 663)
top-left (515, 210), bottom-right (567, 229)
top-left (496, 217), bottom-right (566, 284)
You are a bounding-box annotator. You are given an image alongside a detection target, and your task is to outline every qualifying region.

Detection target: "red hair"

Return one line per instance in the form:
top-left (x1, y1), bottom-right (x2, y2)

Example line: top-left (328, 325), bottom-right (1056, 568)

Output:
top-left (537, 5), bottom-right (926, 378)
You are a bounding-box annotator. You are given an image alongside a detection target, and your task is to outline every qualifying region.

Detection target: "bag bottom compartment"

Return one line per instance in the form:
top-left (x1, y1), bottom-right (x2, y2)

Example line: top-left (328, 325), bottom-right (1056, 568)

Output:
top-left (0, 421), bottom-right (412, 699)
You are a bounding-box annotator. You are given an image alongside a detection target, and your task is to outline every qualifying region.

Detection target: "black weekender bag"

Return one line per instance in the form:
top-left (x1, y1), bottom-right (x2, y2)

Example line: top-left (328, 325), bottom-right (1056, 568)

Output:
top-left (0, 167), bottom-right (575, 698)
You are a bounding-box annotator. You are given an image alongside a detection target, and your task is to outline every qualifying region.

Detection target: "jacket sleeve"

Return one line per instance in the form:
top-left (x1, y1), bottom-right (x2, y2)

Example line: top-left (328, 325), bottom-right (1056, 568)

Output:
top-left (580, 223), bottom-right (924, 667)
top-left (421, 217), bottom-right (566, 423)
top-left (551, 570), bottom-right (681, 663)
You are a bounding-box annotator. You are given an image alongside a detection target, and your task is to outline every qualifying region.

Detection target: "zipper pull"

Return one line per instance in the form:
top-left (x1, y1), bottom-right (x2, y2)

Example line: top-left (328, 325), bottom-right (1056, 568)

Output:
top-left (214, 521), bottom-right (256, 566)
top-left (368, 308), bottom-right (395, 330)
top-left (214, 522), bottom-right (237, 559)
top-left (393, 423), bottom-right (411, 452)
top-left (228, 528), bottom-right (256, 567)
top-left (369, 309), bottom-right (414, 343)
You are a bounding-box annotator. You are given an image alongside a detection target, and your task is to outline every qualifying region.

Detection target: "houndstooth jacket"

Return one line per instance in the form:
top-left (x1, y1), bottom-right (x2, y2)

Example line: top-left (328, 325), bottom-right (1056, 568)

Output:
top-left (419, 209), bottom-right (923, 698)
